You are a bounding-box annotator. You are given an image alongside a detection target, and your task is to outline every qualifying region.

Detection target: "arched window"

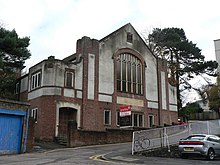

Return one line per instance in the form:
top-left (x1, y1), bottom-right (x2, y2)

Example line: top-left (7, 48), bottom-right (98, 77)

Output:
top-left (116, 53), bottom-right (143, 95)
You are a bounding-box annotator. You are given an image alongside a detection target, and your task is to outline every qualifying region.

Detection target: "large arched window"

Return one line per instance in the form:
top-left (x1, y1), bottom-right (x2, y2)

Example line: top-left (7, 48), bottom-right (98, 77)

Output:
top-left (116, 53), bottom-right (143, 95)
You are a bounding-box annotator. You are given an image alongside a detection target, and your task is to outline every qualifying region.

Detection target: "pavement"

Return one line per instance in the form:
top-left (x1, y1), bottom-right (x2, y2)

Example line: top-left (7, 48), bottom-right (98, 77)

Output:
top-left (32, 141), bottom-right (67, 153)
top-left (102, 149), bottom-right (144, 164)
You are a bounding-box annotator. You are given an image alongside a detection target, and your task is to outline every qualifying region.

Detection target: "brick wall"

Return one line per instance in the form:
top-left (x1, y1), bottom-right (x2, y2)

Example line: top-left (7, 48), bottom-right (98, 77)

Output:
top-left (29, 96), bottom-right (57, 141)
top-left (26, 118), bottom-right (35, 152)
top-left (67, 121), bottom-right (137, 147)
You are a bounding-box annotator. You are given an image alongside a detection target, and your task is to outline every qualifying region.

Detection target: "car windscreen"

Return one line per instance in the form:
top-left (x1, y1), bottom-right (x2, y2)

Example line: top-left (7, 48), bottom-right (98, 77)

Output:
top-left (186, 135), bottom-right (205, 141)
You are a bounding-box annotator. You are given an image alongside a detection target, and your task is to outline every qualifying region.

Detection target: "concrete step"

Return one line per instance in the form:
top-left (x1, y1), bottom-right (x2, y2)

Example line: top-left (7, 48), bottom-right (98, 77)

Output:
top-left (55, 136), bottom-right (68, 146)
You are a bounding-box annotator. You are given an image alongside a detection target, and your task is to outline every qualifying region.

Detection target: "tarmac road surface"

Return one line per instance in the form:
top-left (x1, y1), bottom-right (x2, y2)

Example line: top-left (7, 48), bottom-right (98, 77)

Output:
top-left (0, 142), bottom-right (219, 165)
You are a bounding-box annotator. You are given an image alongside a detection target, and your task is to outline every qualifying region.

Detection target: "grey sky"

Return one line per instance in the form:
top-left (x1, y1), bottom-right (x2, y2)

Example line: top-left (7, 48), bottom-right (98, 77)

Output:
top-left (0, 0), bottom-right (220, 104)
top-left (1, 0), bottom-right (219, 70)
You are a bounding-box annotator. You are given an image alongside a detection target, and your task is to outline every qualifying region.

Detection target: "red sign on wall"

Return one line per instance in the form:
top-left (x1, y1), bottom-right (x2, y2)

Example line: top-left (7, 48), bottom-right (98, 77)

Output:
top-left (120, 105), bottom-right (131, 117)
top-left (119, 105), bottom-right (131, 127)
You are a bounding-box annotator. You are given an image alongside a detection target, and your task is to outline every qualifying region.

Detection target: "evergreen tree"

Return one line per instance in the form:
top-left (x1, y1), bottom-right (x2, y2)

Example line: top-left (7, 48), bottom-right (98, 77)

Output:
top-left (179, 102), bottom-right (203, 121)
top-left (209, 76), bottom-right (220, 112)
top-left (0, 25), bottom-right (31, 99)
top-left (146, 28), bottom-right (218, 110)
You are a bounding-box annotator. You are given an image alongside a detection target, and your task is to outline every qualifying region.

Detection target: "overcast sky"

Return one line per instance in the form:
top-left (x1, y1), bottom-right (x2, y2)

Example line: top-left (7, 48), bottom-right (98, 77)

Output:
top-left (1, 0), bottom-right (220, 103)
top-left (1, 0), bottom-right (220, 69)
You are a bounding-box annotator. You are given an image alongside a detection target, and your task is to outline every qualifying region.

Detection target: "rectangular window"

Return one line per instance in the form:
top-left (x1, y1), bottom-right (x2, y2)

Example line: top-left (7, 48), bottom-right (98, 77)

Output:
top-left (65, 71), bottom-right (74, 87)
top-left (31, 108), bottom-right (38, 123)
top-left (122, 61), bottom-right (126, 92)
top-left (132, 113), bottom-right (143, 127)
top-left (149, 115), bottom-right (154, 128)
top-left (139, 115), bottom-right (143, 127)
top-left (104, 110), bottom-right (111, 125)
top-left (31, 71), bottom-right (41, 90)
top-left (127, 32), bottom-right (133, 43)
top-left (134, 114), bottom-right (138, 126)
top-left (15, 82), bottom-right (20, 94)
top-left (127, 62), bottom-right (131, 93)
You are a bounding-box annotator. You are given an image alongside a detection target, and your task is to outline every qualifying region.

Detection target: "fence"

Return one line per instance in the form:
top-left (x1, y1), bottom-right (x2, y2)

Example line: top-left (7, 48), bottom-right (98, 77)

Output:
top-left (132, 119), bottom-right (220, 155)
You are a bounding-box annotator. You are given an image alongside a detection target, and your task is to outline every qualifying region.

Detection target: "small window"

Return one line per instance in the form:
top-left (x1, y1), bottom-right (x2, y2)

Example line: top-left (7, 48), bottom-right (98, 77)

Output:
top-left (65, 71), bottom-right (74, 88)
top-left (104, 110), bottom-right (111, 125)
top-left (31, 108), bottom-right (38, 123)
top-left (148, 115), bottom-right (154, 128)
top-left (131, 113), bottom-right (143, 127)
top-left (134, 114), bottom-right (138, 126)
top-left (31, 71), bottom-right (41, 90)
top-left (15, 82), bottom-right (20, 94)
top-left (127, 32), bottom-right (133, 43)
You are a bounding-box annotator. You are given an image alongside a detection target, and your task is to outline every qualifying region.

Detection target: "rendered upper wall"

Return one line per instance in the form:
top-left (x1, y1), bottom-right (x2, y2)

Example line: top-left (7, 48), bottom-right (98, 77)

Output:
top-left (99, 23), bottom-right (158, 102)
top-left (214, 39), bottom-right (220, 73)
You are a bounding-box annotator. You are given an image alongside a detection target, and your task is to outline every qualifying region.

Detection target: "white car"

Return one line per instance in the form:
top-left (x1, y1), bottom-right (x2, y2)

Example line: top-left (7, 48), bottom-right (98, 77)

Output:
top-left (178, 134), bottom-right (220, 160)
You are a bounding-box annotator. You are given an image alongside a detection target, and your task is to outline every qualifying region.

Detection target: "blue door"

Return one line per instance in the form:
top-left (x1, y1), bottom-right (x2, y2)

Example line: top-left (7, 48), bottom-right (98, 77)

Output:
top-left (0, 113), bottom-right (23, 154)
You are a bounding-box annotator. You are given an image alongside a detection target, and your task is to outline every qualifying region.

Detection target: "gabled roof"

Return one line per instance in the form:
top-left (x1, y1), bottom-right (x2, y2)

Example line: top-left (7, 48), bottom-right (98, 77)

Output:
top-left (99, 23), bottom-right (155, 57)
top-left (99, 23), bottom-right (130, 42)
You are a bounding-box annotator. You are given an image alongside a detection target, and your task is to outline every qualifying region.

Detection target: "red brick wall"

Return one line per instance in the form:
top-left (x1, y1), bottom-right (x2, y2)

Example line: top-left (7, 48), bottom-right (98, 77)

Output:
top-left (26, 118), bottom-right (35, 152)
top-left (68, 121), bottom-right (134, 147)
top-left (30, 96), bottom-right (57, 141)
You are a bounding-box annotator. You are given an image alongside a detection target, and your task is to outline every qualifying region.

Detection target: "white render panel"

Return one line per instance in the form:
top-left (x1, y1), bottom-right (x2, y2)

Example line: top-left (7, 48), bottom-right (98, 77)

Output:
top-left (64, 89), bottom-right (75, 98)
top-left (98, 94), bottom-right (112, 102)
top-left (214, 39), bottom-right (220, 73)
top-left (88, 53), bottom-right (95, 100)
top-left (75, 54), bottom-right (83, 90)
top-left (117, 96), bottom-right (144, 107)
top-left (169, 84), bottom-right (177, 111)
top-left (169, 84), bottom-right (177, 105)
top-left (76, 91), bottom-right (82, 99)
top-left (148, 101), bottom-right (159, 109)
top-left (169, 104), bottom-right (178, 111)
top-left (161, 72), bottom-right (167, 110)
top-left (28, 87), bottom-right (61, 100)
top-left (99, 49), bottom-right (114, 94)
top-left (20, 76), bottom-right (28, 92)
top-left (145, 58), bottom-right (158, 101)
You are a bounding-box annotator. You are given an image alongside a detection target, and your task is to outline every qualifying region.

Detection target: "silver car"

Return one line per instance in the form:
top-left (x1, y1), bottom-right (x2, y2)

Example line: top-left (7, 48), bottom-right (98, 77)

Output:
top-left (178, 134), bottom-right (220, 160)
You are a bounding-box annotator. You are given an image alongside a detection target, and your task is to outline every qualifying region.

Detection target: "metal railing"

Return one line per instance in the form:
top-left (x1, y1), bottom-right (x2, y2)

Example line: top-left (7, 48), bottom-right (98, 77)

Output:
top-left (132, 119), bottom-right (220, 155)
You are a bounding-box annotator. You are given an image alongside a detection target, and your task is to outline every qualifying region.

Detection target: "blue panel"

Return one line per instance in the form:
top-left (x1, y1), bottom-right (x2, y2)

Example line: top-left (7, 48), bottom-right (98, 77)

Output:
top-left (0, 114), bottom-right (22, 154)
top-left (0, 108), bottom-right (26, 116)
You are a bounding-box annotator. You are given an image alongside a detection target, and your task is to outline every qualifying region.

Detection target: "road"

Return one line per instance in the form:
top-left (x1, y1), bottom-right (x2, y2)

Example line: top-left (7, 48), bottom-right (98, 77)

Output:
top-left (0, 142), bottom-right (219, 165)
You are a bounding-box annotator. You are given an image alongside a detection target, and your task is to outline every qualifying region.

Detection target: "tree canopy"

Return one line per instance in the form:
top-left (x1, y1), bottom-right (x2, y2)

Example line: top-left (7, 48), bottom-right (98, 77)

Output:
top-left (179, 102), bottom-right (203, 121)
top-left (146, 27), bottom-right (218, 110)
top-left (209, 76), bottom-right (220, 112)
top-left (0, 25), bottom-right (31, 99)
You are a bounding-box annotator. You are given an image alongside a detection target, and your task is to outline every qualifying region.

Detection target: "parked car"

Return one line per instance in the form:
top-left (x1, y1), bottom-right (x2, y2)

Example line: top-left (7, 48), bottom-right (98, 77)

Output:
top-left (178, 134), bottom-right (220, 160)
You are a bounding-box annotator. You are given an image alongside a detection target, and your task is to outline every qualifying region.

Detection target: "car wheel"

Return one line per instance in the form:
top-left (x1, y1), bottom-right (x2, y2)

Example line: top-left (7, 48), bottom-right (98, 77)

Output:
top-left (181, 153), bottom-right (188, 159)
top-left (206, 148), bottom-right (215, 160)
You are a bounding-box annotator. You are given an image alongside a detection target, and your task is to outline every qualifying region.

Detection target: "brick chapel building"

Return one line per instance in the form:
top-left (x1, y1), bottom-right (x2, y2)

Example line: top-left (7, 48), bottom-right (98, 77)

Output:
top-left (17, 23), bottom-right (178, 141)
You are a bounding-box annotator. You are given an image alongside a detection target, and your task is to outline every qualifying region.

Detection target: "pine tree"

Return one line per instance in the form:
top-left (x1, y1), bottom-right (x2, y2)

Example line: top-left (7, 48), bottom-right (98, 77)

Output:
top-left (0, 25), bottom-right (31, 99)
top-left (146, 28), bottom-right (218, 110)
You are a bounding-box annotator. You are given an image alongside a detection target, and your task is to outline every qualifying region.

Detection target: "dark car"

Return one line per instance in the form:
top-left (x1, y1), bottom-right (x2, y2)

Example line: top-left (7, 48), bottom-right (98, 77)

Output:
top-left (178, 134), bottom-right (220, 160)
